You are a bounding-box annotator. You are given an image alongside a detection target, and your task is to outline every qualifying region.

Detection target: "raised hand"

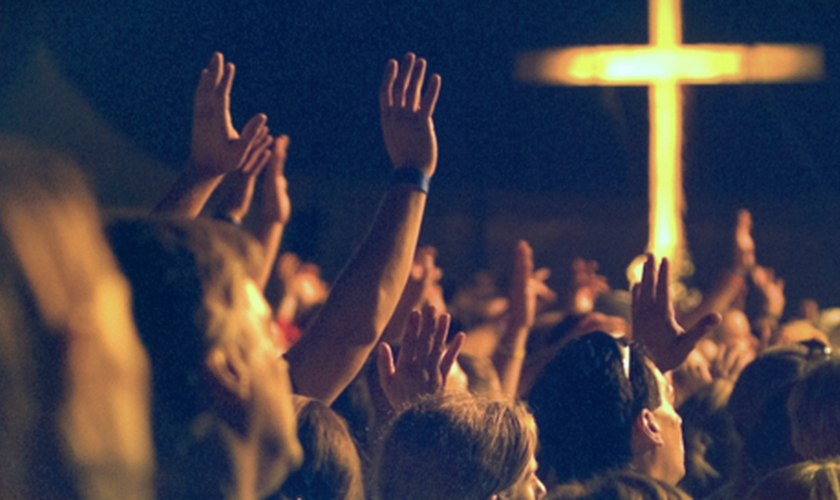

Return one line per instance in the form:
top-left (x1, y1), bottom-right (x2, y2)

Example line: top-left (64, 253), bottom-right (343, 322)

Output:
top-left (751, 264), bottom-right (785, 319)
top-left (568, 258), bottom-right (610, 315)
top-left (262, 135), bottom-right (292, 226)
top-left (380, 53), bottom-right (442, 175)
top-left (191, 52), bottom-right (269, 178)
top-left (632, 255), bottom-right (721, 372)
top-left (507, 240), bottom-right (538, 333)
top-left (734, 209), bottom-right (756, 272)
top-left (377, 306), bottom-right (465, 411)
top-left (212, 133), bottom-right (274, 223)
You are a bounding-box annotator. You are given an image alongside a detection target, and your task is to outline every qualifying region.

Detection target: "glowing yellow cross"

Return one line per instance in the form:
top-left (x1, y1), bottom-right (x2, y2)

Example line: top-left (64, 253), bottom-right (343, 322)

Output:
top-left (517, 0), bottom-right (822, 286)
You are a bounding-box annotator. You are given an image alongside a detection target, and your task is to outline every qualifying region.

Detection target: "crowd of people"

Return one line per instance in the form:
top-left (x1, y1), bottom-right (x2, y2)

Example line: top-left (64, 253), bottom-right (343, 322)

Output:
top-left (2, 51), bottom-right (840, 500)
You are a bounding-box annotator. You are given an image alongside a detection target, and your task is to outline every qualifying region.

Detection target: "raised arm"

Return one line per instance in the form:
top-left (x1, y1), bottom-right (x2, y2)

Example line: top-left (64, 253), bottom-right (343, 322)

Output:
top-left (678, 209), bottom-right (753, 329)
top-left (155, 52), bottom-right (271, 218)
top-left (252, 136), bottom-right (292, 288)
top-left (492, 240), bottom-right (539, 399)
top-left (285, 53), bottom-right (441, 404)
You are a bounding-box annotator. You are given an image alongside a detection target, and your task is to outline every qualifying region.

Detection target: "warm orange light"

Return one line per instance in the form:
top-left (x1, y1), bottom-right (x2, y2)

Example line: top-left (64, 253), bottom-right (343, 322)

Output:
top-left (517, 0), bottom-right (823, 288)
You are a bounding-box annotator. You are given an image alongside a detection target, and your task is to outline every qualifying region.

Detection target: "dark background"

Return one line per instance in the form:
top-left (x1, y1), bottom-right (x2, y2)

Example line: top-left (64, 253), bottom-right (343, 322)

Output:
top-left (2, 0), bottom-right (839, 315)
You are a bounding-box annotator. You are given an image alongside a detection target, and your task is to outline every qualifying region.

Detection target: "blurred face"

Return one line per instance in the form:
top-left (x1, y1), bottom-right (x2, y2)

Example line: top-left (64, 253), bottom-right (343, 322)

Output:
top-left (241, 279), bottom-right (303, 495)
top-left (497, 455), bottom-right (546, 500)
top-left (5, 195), bottom-right (155, 493)
top-left (650, 362), bottom-right (685, 485)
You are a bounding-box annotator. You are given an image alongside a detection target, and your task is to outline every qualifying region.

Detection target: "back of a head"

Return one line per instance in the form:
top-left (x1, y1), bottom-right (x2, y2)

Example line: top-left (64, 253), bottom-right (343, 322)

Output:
top-left (726, 345), bottom-right (826, 494)
top-left (529, 332), bottom-right (660, 484)
top-left (747, 459), bottom-right (840, 500)
top-left (376, 394), bottom-right (537, 500)
top-left (788, 356), bottom-right (840, 460)
top-left (549, 471), bottom-right (690, 500)
top-left (728, 345), bottom-right (815, 440)
top-left (277, 399), bottom-right (364, 500)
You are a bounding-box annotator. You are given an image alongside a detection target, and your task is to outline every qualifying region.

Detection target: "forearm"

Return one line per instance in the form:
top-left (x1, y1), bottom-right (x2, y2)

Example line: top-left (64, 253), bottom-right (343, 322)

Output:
top-left (492, 326), bottom-right (529, 399)
top-left (286, 185), bottom-right (427, 404)
top-left (252, 222), bottom-right (284, 290)
top-left (678, 270), bottom-right (744, 330)
top-left (153, 163), bottom-right (222, 218)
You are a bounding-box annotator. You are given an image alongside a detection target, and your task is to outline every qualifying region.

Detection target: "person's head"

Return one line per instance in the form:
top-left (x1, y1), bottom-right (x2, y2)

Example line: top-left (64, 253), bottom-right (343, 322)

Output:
top-left (275, 397), bottom-right (364, 500)
top-left (0, 139), bottom-right (153, 499)
top-left (550, 470), bottom-right (691, 500)
top-left (376, 394), bottom-right (545, 500)
top-left (107, 217), bottom-right (302, 499)
top-left (725, 344), bottom-right (826, 494)
top-left (530, 332), bottom-right (683, 486)
top-left (746, 459), bottom-right (840, 500)
top-left (788, 356), bottom-right (840, 460)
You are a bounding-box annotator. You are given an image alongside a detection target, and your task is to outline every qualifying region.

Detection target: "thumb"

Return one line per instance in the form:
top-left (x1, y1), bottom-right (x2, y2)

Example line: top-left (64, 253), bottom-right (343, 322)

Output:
top-left (684, 312), bottom-right (722, 346)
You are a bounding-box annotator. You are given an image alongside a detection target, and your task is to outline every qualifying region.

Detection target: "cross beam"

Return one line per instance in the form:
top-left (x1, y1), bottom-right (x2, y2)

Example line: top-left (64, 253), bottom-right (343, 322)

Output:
top-left (517, 0), bottom-right (823, 286)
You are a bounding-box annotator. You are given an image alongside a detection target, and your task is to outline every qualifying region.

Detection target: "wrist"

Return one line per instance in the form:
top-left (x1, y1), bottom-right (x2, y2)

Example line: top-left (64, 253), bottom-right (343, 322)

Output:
top-left (391, 168), bottom-right (431, 195)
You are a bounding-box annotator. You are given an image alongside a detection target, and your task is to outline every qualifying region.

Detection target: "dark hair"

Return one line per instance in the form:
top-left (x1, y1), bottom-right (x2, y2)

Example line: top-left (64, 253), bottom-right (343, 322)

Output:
top-left (276, 399), bottom-right (364, 500)
top-left (375, 394), bottom-right (537, 500)
top-left (788, 356), bottom-right (840, 460)
top-left (529, 332), bottom-right (661, 484)
top-left (725, 345), bottom-right (821, 498)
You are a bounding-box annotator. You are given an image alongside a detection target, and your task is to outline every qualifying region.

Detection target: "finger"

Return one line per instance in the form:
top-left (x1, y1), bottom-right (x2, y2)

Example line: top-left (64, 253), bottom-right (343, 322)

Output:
top-left (430, 313), bottom-right (451, 365)
top-left (440, 332), bottom-right (466, 380)
top-left (512, 240), bottom-right (532, 290)
top-left (393, 53), bottom-right (416, 108)
top-left (405, 57), bottom-right (427, 111)
top-left (640, 253), bottom-right (656, 303)
top-left (657, 257), bottom-right (670, 309)
top-left (396, 310), bottom-right (422, 370)
top-left (249, 149), bottom-right (272, 178)
top-left (238, 114), bottom-right (268, 155)
top-left (208, 52), bottom-right (224, 87)
top-left (241, 130), bottom-right (273, 174)
top-left (534, 267), bottom-right (551, 282)
top-left (379, 59), bottom-right (398, 111)
top-left (631, 282), bottom-right (641, 318)
top-left (219, 61), bottom-right (236, 97)
top-left (377, 343), bottom-right (396, 390)
top-left (273, 135), bottom-right (290, 168)
top-left (419, 73), bottom-right (441, 118)
top-left (419, 305), bottom-right (439, 357)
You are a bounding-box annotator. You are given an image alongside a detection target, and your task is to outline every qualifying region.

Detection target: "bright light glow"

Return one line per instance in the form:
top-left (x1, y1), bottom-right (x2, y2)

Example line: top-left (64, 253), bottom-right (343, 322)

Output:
top-left (516, 0), bottom-right (823, 287)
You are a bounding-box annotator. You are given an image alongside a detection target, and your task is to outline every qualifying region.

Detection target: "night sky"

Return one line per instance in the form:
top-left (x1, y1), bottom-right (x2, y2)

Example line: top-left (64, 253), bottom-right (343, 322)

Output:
top-left (2, 0), bottom-right (840, 309)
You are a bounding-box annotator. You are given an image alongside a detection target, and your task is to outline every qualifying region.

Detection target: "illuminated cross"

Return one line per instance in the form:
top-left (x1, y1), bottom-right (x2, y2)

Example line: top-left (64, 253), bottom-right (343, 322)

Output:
top-left (517, 0), bottom-right (822, 286)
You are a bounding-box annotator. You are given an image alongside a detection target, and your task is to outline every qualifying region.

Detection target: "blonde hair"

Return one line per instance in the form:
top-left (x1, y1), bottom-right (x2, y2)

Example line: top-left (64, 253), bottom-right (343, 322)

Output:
top-left (747, 459), bottom-right (840, 500)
